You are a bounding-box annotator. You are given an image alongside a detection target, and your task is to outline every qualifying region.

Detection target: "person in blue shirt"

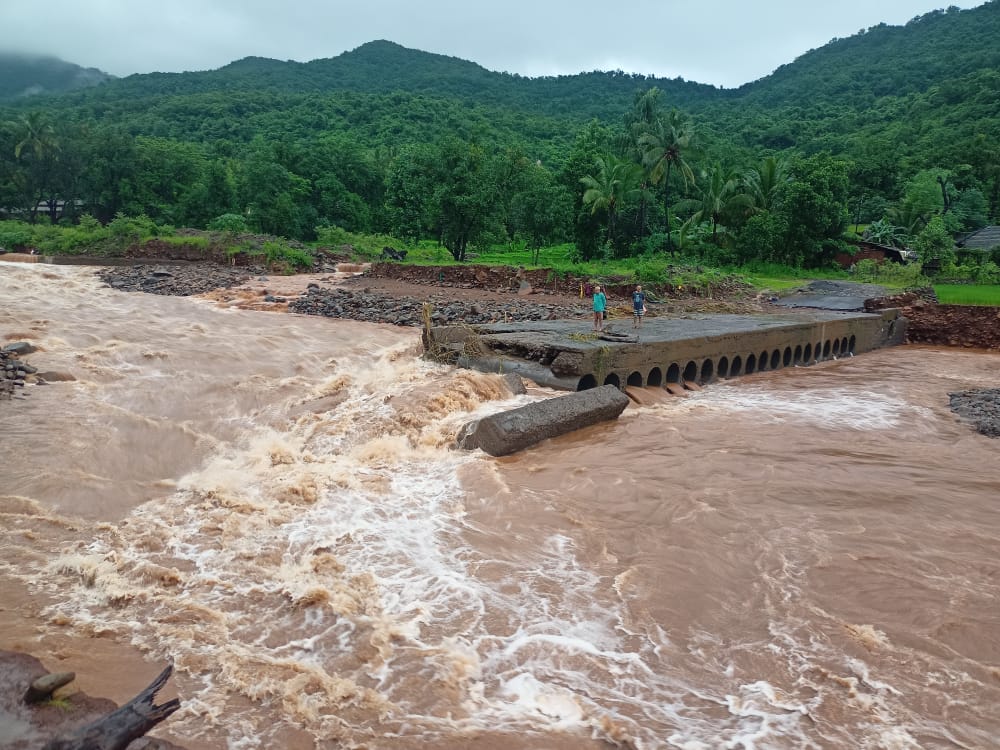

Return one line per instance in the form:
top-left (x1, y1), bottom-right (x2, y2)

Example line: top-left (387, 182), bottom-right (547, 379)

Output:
top-left (632, 284), bottom-right (647, 329)
top-left (592, 284), bottom-right (607, 332)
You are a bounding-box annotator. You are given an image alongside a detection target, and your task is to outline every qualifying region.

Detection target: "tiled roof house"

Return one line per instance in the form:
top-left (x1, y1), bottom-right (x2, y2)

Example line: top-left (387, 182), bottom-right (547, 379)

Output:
top-left (956, 225), bottom-right (1000, 250)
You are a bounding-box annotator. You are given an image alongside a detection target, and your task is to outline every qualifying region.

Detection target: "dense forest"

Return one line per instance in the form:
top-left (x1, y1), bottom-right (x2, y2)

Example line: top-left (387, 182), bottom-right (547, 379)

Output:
top-left (1, 1), bottom-right (998, 271)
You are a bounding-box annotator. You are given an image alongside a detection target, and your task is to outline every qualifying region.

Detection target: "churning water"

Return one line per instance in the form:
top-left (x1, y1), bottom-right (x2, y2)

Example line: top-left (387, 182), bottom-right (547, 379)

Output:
top-left (1, 263), bottom-right (998, 749)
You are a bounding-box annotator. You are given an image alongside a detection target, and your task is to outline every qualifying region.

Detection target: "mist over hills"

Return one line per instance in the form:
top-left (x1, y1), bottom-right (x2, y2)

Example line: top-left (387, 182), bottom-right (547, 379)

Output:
top-left (0, 52), bottom-right (115, 100)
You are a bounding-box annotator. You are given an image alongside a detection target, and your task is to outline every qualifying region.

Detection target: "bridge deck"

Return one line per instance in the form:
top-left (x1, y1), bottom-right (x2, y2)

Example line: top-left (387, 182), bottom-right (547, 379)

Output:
top-left (427, 309), bottom-right (906, 391)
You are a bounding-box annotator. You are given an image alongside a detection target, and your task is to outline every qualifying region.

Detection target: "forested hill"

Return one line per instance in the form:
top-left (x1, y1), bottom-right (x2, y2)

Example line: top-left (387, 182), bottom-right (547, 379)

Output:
top-left (49, 40), bottom-right (720, 122)
top-left (2, 2), bottom-right (997, 260)
top-left (6, 1), bottom-right (998, 149)
top-left (737, 2), bottom-right (1000, 106)
top-left (0, 53), bottom-right (114, 100)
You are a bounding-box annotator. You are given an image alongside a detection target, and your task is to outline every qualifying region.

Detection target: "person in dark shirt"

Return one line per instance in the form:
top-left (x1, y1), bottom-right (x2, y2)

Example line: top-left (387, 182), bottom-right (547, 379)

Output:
top-left (632, 285), bottom-right (647, 329)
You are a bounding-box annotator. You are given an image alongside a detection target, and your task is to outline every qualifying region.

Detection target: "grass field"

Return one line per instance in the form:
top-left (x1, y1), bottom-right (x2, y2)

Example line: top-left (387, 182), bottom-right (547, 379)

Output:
top-left (933, 285), bottom-right (1000, 306)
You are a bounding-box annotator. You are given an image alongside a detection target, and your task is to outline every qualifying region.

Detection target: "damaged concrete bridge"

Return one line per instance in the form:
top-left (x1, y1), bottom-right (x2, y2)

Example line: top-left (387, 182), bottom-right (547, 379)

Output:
top-left (427, 309), bottom-right (907, 392)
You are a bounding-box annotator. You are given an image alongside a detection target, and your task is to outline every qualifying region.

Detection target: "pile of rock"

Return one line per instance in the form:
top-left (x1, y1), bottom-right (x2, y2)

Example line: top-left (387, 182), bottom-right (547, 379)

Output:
top-left (1, 342), bottom-right (36, 400)
top-left (290, 286), bottom-right (585, 327)
top-left (949, 388), bottom-right (1000, 438)
top-left (97, 265), bottom-right (252, 296)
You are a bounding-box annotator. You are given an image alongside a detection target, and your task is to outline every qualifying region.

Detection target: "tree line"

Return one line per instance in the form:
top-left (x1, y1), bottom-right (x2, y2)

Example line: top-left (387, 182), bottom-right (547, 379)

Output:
top-left (2, 85), bottom-right (991, 271)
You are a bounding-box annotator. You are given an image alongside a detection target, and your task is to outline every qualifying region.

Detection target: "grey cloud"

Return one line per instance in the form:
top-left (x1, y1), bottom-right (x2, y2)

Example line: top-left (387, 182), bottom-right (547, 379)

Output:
top-left (0, 0), bottom-right (984, 87)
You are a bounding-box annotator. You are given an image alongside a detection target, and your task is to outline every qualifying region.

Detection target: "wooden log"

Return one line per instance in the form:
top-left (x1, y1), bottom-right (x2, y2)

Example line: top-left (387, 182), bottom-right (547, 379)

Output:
top-left (42, 664), bottom-right (180, 750)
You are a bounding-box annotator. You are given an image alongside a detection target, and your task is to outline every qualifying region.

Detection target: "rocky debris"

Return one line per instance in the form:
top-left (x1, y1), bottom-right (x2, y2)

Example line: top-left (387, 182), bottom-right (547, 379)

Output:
top-left (379, 247), bottom-right (408, 261)
top-left (863, 287), bottom-right (939, 310)
top-left (456, 384), bottom-right (630, 456)
top-left (949, 389), bottom-right (1000, 438)
top-left (289, 287), bottom-right (586, 327)
top-left (2, 341), bottom-right (37, 400)
top-left (502, 372), bottom-right (527, 395)
top-left (97, 265), bottom-right (253, 296)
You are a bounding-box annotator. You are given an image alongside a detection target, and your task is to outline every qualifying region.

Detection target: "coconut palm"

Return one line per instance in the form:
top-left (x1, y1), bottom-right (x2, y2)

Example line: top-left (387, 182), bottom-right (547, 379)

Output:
top-left (580, 153), bottom-right (642, 253)
top-left (639, 110), bottom-right (696, 251)
top-left (11, 112), bottom-right (61, 223)
top-left (14, 112), bottom-right (58, 161)
top-left (745, 155), bottom-right (790, 213)
top-left (689, 163), bottom-right (750, 244)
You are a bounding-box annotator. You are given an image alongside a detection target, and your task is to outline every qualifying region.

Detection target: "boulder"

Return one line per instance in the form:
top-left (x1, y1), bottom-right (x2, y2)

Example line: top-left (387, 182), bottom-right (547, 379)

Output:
top-left (457, 384), bottom-right (628, 456)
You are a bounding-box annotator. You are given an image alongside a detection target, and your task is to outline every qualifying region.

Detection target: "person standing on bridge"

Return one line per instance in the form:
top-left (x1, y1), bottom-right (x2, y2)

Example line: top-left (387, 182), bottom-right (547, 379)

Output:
top-left (592, 285), bottom-right (607, 332)
top-left (632, 285), bottom-right (647, 329)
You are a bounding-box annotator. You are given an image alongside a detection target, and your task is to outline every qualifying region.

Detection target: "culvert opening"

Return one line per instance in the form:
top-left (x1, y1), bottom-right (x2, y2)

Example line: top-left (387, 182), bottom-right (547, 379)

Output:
top-left (848, 335), bottom-right (857, 354)
top-left (666, 363), bottom-right (681, 383)
top-left (783, 347), bottom-right (792, 367)
top-left (803, 343), bottom-right (813, 363)
top-left (683, 361), bottom-right (698, 383)
top-left (793, 345), bottom-right (803, 364)
top-left (604, 373), bottom-right (621, 388)
top-left (758, 351), bottom-right (769, 371)
top-left (700, 359), bottom-right (715, 384)
top-left (823, 340), bottom-right (832, 358)
top-left (627, 371), bottom-right (644, 387)
top-left (771, 350), bottom-right (781, 369)
top-left (841, 337), bottom-right (849, 354)
top-left (833, 339), bottom-right (841, 356)
top-left (718, 357), bottom-right (730, 378)
top-left (648, 367), bottom-right (663, 386)
top-left (577, 374), bottom-right (598, 391)
top-left (731, 356), bottom-right (743, 376)
top-left (745, 354), bottom-right (757, 374)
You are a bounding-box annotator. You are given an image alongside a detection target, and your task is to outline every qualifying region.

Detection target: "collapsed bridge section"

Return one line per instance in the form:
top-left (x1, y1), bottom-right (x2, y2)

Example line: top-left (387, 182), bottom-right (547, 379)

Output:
top-left (426, 309), bottom-right (906, 391)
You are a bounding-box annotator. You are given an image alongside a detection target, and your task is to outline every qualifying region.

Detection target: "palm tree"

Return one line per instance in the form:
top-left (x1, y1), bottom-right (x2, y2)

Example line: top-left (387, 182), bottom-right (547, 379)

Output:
top-left (14, 112), bottom-right (58, 161)
top-left (744, 156), bottom-right (790, 213)
top-left (639, 110), bottom-right (696, 252)
top-left (580, 154), bottom-right (641, 253)
top-left (689, 163), bottom-right (750, 244)
top-left (12, 112), bottom-right (61, 223)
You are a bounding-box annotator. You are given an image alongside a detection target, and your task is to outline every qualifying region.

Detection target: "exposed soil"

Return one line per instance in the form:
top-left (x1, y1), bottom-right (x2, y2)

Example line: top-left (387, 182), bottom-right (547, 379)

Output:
top-left (866, 290), bottom-right (1000, 350)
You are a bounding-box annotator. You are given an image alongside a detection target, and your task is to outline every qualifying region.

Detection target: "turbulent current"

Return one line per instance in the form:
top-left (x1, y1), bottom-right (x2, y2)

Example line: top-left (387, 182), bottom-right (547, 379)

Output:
top-left (1, 263), bottom-right (998, 749)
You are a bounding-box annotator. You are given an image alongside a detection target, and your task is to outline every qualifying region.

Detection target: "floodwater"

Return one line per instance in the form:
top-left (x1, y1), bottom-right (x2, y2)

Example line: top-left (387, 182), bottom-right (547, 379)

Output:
top-left (1, 263), bottom-right (998, 749)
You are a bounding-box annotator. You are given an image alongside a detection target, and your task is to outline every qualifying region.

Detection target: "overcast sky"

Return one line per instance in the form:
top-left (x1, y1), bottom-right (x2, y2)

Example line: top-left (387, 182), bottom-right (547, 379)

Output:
top-left (1, 0), bottom-right (986, 88)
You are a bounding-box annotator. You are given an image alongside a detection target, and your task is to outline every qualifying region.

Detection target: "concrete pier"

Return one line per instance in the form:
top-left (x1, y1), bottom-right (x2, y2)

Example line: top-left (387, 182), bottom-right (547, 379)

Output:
top-left (427, 309), bottom-right (907, 391)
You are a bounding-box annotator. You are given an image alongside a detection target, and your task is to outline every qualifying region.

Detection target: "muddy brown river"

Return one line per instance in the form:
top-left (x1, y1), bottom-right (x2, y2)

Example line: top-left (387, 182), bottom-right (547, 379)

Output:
top-left (1, 263), bottom-right (998, 749)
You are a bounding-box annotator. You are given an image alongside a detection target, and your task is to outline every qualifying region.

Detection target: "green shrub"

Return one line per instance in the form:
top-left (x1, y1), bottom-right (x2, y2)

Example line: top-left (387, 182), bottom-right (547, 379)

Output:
top-left (314, 224), bottom-right (407, 258)
top-left (209, 213), bottom-right (249, 233)
top-left (0, 221), bottom-right (34, 249)
top-left (247, 240), bottom-right (314, 271)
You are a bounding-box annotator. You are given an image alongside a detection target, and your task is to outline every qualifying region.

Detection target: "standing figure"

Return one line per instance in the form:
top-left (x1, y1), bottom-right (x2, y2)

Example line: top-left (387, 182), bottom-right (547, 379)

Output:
top-left (592, 285), bottom-right (607, 332)
top-left (632, 285), bottom-right (647, 329)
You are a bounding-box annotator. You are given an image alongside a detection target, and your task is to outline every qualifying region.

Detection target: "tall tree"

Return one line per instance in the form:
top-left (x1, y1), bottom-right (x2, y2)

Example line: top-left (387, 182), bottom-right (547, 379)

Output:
top-left (434, 139), bottom-right (502, 262)
top-left (580, 153), bottom-right (642, 255)
top-left (745, 156), bottom-right (790, 214)
top-left (689, 163), bottom-right (750, 244)
top-left (639, 109), bottom-right (696, 251)
top-left (11, 111), bottom-right (61, 222)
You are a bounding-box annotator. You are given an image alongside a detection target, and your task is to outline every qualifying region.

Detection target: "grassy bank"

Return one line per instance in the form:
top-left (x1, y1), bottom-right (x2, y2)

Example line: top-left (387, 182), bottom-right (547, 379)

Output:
top-left (8, 219), bottom-right (1000, 304)
top-left (933, 285), bottom-right (1000, 306)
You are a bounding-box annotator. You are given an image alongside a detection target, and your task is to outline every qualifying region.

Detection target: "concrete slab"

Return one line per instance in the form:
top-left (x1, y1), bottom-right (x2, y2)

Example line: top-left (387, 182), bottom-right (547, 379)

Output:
top-left (429, 308), bottom-right (907, 392)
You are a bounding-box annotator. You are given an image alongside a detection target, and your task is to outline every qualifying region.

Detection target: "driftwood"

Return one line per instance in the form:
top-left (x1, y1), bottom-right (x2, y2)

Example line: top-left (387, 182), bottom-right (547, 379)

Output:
top-left (42, 665), bottom-right (180, 750)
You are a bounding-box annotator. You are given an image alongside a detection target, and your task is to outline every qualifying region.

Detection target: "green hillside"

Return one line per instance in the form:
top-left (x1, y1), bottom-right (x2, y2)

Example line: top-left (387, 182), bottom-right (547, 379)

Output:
top-left (1, 2), bottom-right (997, 274)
